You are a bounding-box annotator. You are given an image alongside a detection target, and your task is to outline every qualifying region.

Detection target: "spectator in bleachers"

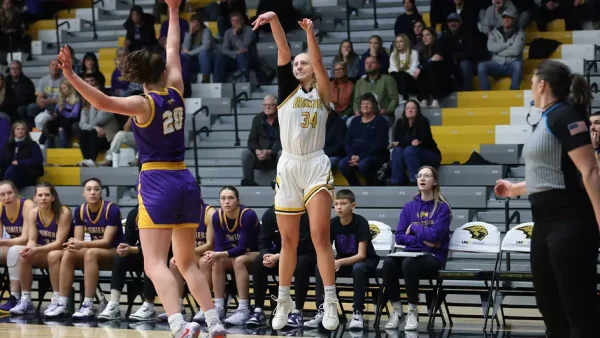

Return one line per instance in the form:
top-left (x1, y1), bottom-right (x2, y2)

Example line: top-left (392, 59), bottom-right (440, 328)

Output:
top-left (389, 34), bottom-right (420, 101)
top-left (411, 19), bottom-right (426, 54)
top-left (325, 110), bottom-right (347, 170)
top-left (241, 95), bottom-right (280, 186)
top-left (394, 0), bottom-right (422, 38)
top-left (204, 186), bottom-right (260, 325)
top-left (23, 59), bottom-right (62, 129)
top-left (477, 9), bottom-right (524, 91)
top-left (0, 74), bottom-right (13, 118)
top-left (331, 40), bottom-right (360, 80)
top-left (383, 166), bottom-right (451, 331)
top-left (78, 52), bottom-right (106, 89)
top-left (533, 0), bottom-right (592, 31)
top-left (66, 45), bottom-right (81, 73)
top-left (217, 10), bottom-right (258, 82)
top-left (7, 182), bottom-right (72, 315)
top-left (309, 189), bottom-right (379, 330)
top-left (0, 181), bottom-right (34, 313)
top-left (6, 60), bottom-right (35, 123)
top-left (111, 47), bottom-right (131, 97)
top-left (441, 13), bottom-right (479, 91)
top-left (217, 0), bottom-right (247, 38)
top-left (429, 0), bottom-right (452, 30)
top-left (77, 94), bottom-right (119, 167)
top-left (339, 93), bottom-right (390, 186)
top-left (168, 201), bottom-right (215, 323)
top-left (98, 118), bottom-right (136, 168)
top-left (590, 111), bottom-right (600, 168)
top-left (246, 196), bottom-right (316, 327)
top-left (481, 0), bottom-right (527, 34)
top-left (359, 35), bottom-right (390, 76)
top-left (97, 205), bottom-right (159, 321)
top-left (123, 5), bottom-right (158, 52)
top-left (43, 79), bottom-right (82, 148)
top-left (0, 0), bottom-right (29, 61)
top-left (45, 178), bottom-right (123, 319)
top-left (183, 14), bottom-right (217, 84)
top-left (0, 121), bottom-right (42, 189)
top-left (0, 112), bottom-right (9, 150)
top-left (441, 0), bottom-right (480, 32)
top-left (352, 56), bottom-right (398, 126)
top-left (330, 61), bottom-right (354, 117)
top-left (152, 0), bottom-right (186, 23)
top-left (417, 27), bottom-right (451, 107)
top-left (388, 100), bottom-right (441, 186)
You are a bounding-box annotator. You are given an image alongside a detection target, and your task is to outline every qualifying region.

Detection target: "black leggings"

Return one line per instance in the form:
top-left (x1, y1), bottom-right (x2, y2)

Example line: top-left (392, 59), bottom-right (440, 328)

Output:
top-left (382, 255), bottom-right (442, 305)
top-left (315, 259), bottom-right (378, 311)
top-left (79, 129), bottom-right (109, 161)
top-left (252, 253), bottom-right (317, 310)
top-left (390, 71), bottom-right (417, 100)
top-left (110, 253), bottom-right (156, 301)
top-left (530, 204), bottom-right (600, 338)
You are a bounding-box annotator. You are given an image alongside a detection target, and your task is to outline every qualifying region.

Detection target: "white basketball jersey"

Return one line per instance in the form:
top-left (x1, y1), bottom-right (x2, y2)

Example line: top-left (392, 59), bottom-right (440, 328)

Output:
top-left (277, 85), bottom-right (328, 156)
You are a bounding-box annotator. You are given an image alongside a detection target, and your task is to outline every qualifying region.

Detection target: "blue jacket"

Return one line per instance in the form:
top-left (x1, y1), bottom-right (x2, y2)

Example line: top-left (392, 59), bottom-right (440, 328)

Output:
top-left (396, 195), bottom-right (451, 263)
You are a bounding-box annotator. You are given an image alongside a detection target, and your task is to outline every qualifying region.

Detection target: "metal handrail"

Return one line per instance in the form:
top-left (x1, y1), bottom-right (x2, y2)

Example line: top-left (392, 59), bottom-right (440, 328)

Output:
top-left (54, 13), bottom-right (71, 55)
top-left (231, 71), bottom-right (248, 147)
top-left (91, 0), bottom-right (106, 40)
top-left (191, 105), bottom-right (210, 183)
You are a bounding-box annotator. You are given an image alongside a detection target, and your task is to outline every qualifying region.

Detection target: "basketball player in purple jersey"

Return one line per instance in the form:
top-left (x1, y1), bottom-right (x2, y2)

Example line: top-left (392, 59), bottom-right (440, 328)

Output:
top-left (0, 181), bottom-right (35, 313)
top-left (56, 0), bottom-right (225, 336)
top-left (8, 183), bottom-right (73, 315)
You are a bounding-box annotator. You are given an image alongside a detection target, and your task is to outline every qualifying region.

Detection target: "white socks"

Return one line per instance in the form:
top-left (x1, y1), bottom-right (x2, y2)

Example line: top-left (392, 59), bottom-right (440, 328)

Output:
top-left (324, 285), bottom-right (337, 300)
top-left (168, 312), bottom-right (185, 331)
top-left (408, 303), bottom-right (417, 311)
top-left (215, 298), bottom-right (224, 309)
top-left (278, 286), bottom-right (291, 300)
top-left (21, 292), bottom-right (31, 301)
top-left (83, 297), bottom-right (93, 304)
top-left (12, 291), bottom-right (21, 300)
top-left (110, 290), bottom-right (121, 303)
top-left (237, 299), bottom-right (249, 310)
top-left (58, 296), bottom-right (69, 305)
top-left (204, 308), bottom-right (219, 323)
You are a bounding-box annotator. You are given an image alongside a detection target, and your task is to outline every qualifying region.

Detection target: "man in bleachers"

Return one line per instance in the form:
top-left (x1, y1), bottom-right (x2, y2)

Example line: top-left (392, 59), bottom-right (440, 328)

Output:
top-left (351, 56), bottom-right (398, 127)
top-left (240, 95), bottom-right (281, 186)
top-left (440, 13), bottom-right (480, 91)
top-left (441, 0), bottom-right (481, 33)
top-left (216, 10), bottom-right (258, 82)
top-left (98, 117), bottom-right (137, 168)
top-left (21, 59), bottom-right (63, 129)
top-left (481, 0), bottom-right (527, 34)
top-left (5, 61), bottom-right (35, 123)
top-left (533, 0), bottom-right (597, 31)
top-left (477, 9), bottom-right (524, 91)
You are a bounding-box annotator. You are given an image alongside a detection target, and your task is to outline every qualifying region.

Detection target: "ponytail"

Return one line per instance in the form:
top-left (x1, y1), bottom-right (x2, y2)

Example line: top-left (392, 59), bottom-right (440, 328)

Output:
top-left (569, 73), bottom-right (594, 118)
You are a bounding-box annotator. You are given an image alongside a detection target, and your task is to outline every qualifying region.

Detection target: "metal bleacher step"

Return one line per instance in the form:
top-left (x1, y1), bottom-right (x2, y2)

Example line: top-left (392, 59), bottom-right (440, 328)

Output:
top-left (476, 210), bottom-right (533, 225)
top-left (509, 166), bottom-right (526, 178)
top-left (195, 167), bottom-right (241, 179)
top-left (61, 30), bottom-right (124, 43)
top-left (201, 130), bottom-right (250, 141)
top-left (437, 165), bottom-right (506, 186)
top-left (187, 147), bottom-right (245, 159)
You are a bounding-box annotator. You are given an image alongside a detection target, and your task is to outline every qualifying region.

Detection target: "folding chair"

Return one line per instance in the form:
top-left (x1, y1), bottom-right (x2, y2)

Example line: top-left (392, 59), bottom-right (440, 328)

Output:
top-left (428, 222), bottom-right (502, 329)
top-left (486, 222), bottom-right (537, 330)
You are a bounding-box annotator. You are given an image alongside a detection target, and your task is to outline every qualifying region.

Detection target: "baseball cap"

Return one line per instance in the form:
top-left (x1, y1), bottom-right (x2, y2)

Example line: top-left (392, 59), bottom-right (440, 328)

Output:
top-left (502, 8), bottom-right (517, 19)
top-left (447, 12), bottom-right (462, 22)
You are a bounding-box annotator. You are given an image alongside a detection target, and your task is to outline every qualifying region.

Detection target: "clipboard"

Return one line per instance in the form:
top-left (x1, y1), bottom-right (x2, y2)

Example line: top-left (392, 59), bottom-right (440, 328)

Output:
top-left (387, 251), bottom-right (429, 258)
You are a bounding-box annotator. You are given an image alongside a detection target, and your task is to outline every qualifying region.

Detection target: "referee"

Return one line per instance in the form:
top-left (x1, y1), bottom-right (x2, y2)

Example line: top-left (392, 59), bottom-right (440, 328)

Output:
top-left (495, 60), bottom-right (599, 338)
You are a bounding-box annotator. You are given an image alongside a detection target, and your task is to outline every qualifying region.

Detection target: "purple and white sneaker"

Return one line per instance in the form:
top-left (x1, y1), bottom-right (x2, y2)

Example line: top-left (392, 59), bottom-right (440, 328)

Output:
top-left (286, 309), bottom-right (303, 328)
top-left (0, 296), bottom-right (18, 313)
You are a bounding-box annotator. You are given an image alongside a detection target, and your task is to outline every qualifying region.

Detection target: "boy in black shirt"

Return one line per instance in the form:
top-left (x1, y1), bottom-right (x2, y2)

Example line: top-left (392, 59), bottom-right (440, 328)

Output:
top-left (304, 190), bottom-right (379, 331)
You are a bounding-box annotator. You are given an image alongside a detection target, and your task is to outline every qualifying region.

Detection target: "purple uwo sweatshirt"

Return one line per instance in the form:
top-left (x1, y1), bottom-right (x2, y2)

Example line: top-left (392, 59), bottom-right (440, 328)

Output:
top-left (395, 195), bottom-right (451, 263)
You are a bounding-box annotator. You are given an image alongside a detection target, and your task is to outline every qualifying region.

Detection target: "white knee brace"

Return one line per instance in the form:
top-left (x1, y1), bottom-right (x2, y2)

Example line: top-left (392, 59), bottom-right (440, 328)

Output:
top-left (7, 245), bottom-right (25, 281)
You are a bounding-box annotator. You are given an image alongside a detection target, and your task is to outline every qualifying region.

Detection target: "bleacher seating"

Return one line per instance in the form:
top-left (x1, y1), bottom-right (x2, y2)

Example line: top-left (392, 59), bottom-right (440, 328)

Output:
top-left (5, 0), bottom-right (599, 329)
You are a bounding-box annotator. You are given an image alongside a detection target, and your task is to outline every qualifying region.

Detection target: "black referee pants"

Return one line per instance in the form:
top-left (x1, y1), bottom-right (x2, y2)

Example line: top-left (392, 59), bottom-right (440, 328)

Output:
top-left (110, 253), bottom-right (157, 300)
top-left (530, 205), bottom-right (600, 338)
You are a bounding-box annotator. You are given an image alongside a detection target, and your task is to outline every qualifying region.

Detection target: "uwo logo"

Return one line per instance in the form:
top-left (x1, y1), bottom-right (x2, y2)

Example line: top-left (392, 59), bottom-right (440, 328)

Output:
top-left (517, 225), bottom-right (533, 239)
top-left (463, 225), bottom-right (489, 241)
top-left (369, 224), bottom-right (380, 240)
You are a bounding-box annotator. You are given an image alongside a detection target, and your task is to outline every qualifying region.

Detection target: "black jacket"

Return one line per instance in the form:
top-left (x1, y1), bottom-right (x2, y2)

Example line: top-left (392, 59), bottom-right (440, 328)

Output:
top-left (6, 74), bottom-right (35, 107)
top-left (259, 207), bottom-right (314, 255)
top-left (393, 116), bottom-right (441, 156)
top-left (247, 112), bottom-right (281, 153)
top-left (0, 138), bottom-right (43, 177)
top-left (441, 2), bottom-right (480, 32)
top-left (124, 13), bottom-right (158, 51)
top-left (324, 112), bottom-right (346, 158)
top-left (124, 205), bottom-right (142, 253)
top-left (440, 27), bottom-right (483, 63)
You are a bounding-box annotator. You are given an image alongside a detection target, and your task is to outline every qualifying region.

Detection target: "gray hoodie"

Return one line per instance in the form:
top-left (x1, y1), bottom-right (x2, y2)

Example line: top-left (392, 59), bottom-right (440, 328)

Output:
top-left (482, 0), bottom-right (519, 34)
top-left (487, 27), bottom-right (525, 64)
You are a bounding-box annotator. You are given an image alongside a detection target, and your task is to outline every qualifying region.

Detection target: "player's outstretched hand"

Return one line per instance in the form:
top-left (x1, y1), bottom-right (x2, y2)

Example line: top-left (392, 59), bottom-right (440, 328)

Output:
top-left (57, 45), bottom-right (73, 76)
top-left (251, 11), bottom-right (277, 31)
top-left (164, 0), bottom-right (181, 9)
top-left (298, 18), bottom-right (314, 33)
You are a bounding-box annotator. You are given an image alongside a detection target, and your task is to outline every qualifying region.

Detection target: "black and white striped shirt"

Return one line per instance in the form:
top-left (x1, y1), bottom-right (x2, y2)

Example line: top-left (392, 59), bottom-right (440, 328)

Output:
top-left (522, 102), bottom-right (591, 206)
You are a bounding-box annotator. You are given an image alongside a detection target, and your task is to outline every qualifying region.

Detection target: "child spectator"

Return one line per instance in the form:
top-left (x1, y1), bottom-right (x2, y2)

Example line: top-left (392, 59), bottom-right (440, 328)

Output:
top-left (331, 40), bottom-right (360, 80)
top-left (383, 166), bottom-right (451, 332)
top-left (389, 34), bottom-right (420, 101)
top-left (43, 79), bottom-right (82, 148)
top-left (305, 189), bottom-right (379, 330)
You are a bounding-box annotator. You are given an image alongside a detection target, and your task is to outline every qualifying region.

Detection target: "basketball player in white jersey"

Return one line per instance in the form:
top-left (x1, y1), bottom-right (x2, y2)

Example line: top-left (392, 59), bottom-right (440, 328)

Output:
top-left (251, 13), bottom-right (339, 330)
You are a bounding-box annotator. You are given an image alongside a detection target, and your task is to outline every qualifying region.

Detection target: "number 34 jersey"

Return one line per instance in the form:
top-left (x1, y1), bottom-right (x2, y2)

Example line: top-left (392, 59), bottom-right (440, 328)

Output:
top-left (277, 85), bottom-right (328, 156)
top-left (132, 87), bottom-right (186, 164)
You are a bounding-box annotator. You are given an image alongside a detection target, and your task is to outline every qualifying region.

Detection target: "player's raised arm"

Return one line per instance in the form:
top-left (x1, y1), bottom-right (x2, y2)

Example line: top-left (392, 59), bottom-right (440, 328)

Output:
top-left (57, 46), bottom-right (151, 118)
top-left (252, 12), bottom-right (291, 66)
top-left (164, 0), bottom-right (184, 94)
top-left (299, 19), bottom-right (330, 107)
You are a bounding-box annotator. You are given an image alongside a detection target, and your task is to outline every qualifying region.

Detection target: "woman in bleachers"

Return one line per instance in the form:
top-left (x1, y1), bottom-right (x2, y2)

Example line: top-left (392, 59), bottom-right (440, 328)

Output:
top-left (0, 180), bottom-right (34, 313)
top-left (411, 19), bottom-right (426, 54)
top-left (331, 40), bottom-right (360, 80)
top-left (359, 35), bottom-right (390, 76)
top-left (388, 100), bottom-right (441, 186)
top-left (164, 199), bottom-right (215, 323)
top-left (182, 14), bottom-right (217, 84)
top-left (203, 186), bottom-right (259, 325)
top-left (97, 205), bottom-right (160, 322)
top-left (123, 5), bottom-right (158, 52)
top-left (389, 34), bottom-right (420, 101)
top-left (382, 165), bottom-right (451, 331)
top-left (7, 182), bottom-right (72, 315)
top-left (77, 92), bottom-right (120, 167)
top-left (0, 121), bottom-right (43, 189)
top-left (338, 93), bottom-right (390, 186)
top-left (416, 27), bottom-right (451, 108)
top-left (330, 61), bottom-right (354, 118)
top-left (78, 52), bottom-right (106, 89)
top-left (45, 178), bottom-right (123, 319)
top-left (111, 47), bottom-right (132, 97)
top-left (0, 0), bottom-right (28, 56)
top-left (43, 79), bottom-right (82, 148)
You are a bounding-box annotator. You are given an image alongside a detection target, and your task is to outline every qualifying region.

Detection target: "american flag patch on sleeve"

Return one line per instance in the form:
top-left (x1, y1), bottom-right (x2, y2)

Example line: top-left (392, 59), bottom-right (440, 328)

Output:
top-left (568, 121), bottom-right (588, 136)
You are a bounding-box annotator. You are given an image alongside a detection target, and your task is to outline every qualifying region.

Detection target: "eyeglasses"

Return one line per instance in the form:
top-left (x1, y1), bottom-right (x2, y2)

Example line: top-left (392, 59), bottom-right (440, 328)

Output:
top-left (263, 104), bottom-right (276, 107)
top-left (415, 173), bottom-right (433, 179)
